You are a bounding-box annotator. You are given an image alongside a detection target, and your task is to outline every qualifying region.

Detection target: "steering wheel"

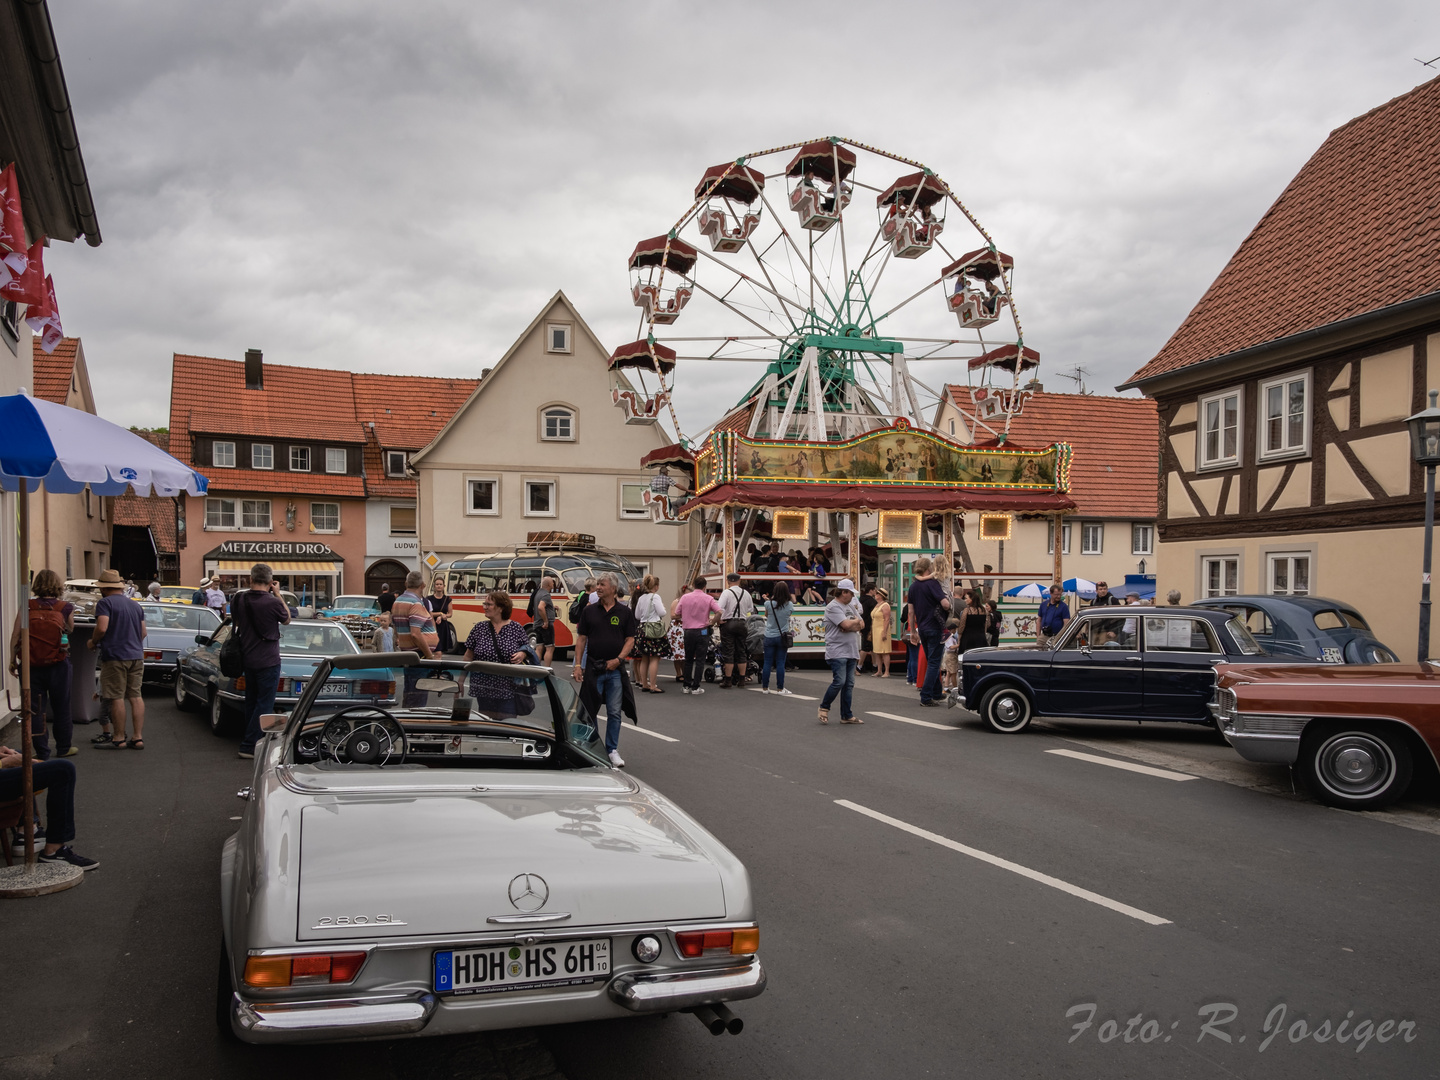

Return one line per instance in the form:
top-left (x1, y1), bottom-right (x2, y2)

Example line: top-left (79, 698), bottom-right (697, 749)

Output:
top-left (321, 705), bottom-right (407, 766)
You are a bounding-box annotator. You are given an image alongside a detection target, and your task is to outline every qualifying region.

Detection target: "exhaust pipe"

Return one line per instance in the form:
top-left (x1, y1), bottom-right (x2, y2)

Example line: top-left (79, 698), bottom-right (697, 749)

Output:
top-left (709, 1001), bottom-right (743, 1035)
top-left (688, 1006), bottom-right (726, 1036)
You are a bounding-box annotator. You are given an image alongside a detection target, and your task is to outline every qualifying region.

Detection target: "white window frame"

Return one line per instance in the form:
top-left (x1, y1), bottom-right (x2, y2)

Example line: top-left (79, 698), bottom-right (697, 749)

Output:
top-left (384, 450), bottom-right (407, 477)
top-left (325, 447), bottom-right (347, 474)
top-left (205, 498), bottom-right (236, 530)
top-left (1202, 555), bottom-right (1241, 598)
top-left (1131, 523), bottom-right (1154, 556)
top-left (240, 499), bottom-right (272, 531)
top-left (1080, 522), bottom-right (1104, 555)
top-left (620, 481), bottom-right (648, 519)
top-left (541, 406), bottom-right (575, 442)
top-left (1257, 369), bottom-right (1311, 462)
top-left (252, 443), bottom-right (273, 470)
top-left (523, 479), bottom-right (557, 518)
top-left (1266, 551), bottom-right (1312, 597)
top-left (212, 441), bottom-right (236, 469)
top-left (466, 476), bottom-right (500, 516)
top-left (310, 501), bottom-right (340, 534)
top-left (389, 503), bottom-right (416, 535)
top-left (1047, 521), bottom-right (1071, 555)
top-left (1197, 387), bottom-right (1243, 470)
top-left (290, 445), bottom-right (310, 472)
top-left (546, 324), bottom-right (571, 354)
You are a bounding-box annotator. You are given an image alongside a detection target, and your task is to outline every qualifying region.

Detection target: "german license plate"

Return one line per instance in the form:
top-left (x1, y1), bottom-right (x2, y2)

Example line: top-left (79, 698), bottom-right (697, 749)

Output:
top-left (434, 938), bottom-right (611, 996)
top-left (293, 680), bottom-right (350, 696)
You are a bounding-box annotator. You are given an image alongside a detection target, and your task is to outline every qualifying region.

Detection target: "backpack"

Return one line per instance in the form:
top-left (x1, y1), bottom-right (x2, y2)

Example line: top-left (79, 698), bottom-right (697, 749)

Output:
top-left (220, 593), bottom-right (247, 677)
top-left (568, 594), bottom-right (587, 625)
top-left (28, 599), bottom-right (68, 666)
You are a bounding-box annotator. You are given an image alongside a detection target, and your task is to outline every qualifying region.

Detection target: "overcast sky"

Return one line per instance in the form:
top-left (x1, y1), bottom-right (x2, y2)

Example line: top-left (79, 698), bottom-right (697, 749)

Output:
top-left (39, 0), bottom-right (1440, 436)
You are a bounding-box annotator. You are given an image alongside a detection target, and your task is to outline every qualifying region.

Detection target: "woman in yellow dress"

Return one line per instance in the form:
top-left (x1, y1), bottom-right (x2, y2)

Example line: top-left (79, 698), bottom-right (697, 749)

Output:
top-left (869, 587), bottom-right (893, 677)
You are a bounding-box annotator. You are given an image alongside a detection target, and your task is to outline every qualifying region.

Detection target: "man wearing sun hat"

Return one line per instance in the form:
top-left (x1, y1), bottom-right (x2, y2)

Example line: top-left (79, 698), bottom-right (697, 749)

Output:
top-left (89, 568), bottom-right (147, 749)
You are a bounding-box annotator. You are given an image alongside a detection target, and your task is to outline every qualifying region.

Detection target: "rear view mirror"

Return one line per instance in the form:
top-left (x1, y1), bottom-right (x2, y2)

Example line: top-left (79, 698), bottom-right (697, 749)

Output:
top-left (259, 713), bottom-right (288, 732)
top-left (195, 634), bottom-right (210, 645)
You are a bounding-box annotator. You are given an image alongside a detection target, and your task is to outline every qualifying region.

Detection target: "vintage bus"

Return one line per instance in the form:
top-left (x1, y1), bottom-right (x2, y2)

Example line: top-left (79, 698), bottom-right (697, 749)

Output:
top-left (439, 536), bottom-right (644, 656)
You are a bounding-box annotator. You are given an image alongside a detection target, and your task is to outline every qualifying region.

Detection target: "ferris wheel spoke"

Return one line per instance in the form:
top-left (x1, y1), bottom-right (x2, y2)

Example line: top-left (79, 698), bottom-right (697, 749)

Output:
top-left (689, 278), bottom-right (796, 342)
top-left (692, 245), bottom-right (806, 326)
top-left (758, 188), bottom-right (835, 325)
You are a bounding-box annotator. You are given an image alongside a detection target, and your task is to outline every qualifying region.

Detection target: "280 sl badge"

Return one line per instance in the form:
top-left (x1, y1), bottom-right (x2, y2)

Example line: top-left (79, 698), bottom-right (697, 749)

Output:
top-left (310, 913), bottom-right (408, 929)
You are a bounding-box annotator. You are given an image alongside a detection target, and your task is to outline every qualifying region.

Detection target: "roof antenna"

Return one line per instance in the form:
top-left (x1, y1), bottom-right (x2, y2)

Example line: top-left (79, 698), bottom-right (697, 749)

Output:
top-left (1417, 55), bottom-right (1440, 67)
top-left (1058, 365), bottom-right (1094, 396)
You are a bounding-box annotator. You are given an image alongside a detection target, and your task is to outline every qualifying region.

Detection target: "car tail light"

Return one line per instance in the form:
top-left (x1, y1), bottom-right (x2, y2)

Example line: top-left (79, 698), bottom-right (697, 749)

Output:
top-left (357, 680), bottom-right (395, 695)
top-left (235, 675), bottom-right (246, 691)
top-left (674, 928), bottom-right (758, 958)
top-left (144, 650), bottom-right (163, 661)
top-left (242, 952), bottom-right (368, 988)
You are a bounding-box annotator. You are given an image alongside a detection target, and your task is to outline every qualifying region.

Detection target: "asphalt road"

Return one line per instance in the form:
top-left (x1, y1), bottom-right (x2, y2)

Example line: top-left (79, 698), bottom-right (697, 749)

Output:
top-left (3, 665), bottom-right (1437, 1080)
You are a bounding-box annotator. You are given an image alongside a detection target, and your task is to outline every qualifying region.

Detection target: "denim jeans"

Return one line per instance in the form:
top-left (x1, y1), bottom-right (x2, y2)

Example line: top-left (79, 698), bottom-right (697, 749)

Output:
top-left (29, 659), bottom-right (72, 759)
top-left (760, 637), bottom-right (788, 690)
top-left (240, 663), bottom-right (282, 752)
top-left (594, 668), bottom-right (624, 753)
top-left (0, 758), bottom-right (76, 845)
top-left (906, 641), bottom-right (919, 684)
top-left (919, 630), bottom-right (944, 704)
top-left (821, 657), bottom-right (856, 719)
top-left (682, 628), bottom-right (709, 690)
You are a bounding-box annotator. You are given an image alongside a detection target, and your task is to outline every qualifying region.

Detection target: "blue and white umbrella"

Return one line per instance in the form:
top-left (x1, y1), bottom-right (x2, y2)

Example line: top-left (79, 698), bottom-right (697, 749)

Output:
top-left (0, 393), bottom-right (206, 882)
top-left (1003, 581), bottom-right (1049, 599)
top-left (0, 393), bottom-right (207, 495)
top-left (1062, 577), bottom-right (1098, 599)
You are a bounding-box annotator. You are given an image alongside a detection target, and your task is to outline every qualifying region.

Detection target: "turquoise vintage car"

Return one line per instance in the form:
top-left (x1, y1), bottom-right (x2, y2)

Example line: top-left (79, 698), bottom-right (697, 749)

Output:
top-left (174, 620), bottom-right (396, 736)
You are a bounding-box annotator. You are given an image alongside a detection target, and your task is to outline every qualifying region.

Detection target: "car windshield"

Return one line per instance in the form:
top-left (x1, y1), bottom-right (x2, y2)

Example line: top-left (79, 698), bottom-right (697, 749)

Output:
top-left (331, 597), bottom-right (376, 611)
top-left (1226, 616), bottom-right (1264, 655)
top-left (141, 604), bottom-right (219, 632)
top-left (280, 624), bottom-right (358, 655)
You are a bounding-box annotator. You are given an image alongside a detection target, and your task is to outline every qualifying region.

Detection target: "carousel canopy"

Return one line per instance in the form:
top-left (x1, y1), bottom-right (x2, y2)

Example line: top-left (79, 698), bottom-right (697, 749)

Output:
top-left (694, 162), bottom-right (765, 203)
top-left (609, 339), bottom-right (678, 376)
top-left (942, 247), bottom-right (1014, 280)
top-left (969, 343), bottom-right (1040, 373)
top-left (682, 482), bottom-right (1074, 515)
top-left (628, 235), bottom-right (699, 275)
top-left (785, 140), bottom-right (857, 183)
top-left (875, 171), bottom-right (947, 210)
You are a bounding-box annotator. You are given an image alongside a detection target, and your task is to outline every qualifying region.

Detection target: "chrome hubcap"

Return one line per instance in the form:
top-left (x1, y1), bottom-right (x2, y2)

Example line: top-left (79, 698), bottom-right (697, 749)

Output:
top-left (1318, 734), bottom-right (1392, 797)
top-left (995, 698), bottom-right (1019, 723)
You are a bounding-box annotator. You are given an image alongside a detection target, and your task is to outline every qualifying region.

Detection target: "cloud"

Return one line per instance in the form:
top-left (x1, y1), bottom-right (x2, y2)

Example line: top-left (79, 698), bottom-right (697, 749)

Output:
top-left (39, 0), bottom-right (1440, 433)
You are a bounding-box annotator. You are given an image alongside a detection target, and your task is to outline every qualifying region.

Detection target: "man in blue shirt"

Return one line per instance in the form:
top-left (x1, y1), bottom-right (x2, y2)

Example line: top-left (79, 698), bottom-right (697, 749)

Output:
top-left (90, 568), bottom-right (147, 748)
top-left (1037, 584), bottom-right (1071, 648)
top-left (905, 556), bottom-right (951, 707)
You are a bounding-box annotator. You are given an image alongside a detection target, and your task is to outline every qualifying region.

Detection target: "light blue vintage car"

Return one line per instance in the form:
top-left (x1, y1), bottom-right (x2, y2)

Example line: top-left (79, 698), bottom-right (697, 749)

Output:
top-left (218, 654), bottom-right (764, 1044)
top-left (139, 602), bottom-right (222, 685)
top-left (174, 620), bottom-right (395, 736)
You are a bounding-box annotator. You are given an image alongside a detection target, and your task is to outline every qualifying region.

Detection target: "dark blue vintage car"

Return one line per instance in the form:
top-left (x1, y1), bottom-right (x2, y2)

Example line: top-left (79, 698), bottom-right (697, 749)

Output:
top-left (1188, 595), bottom-right (1398, 665)
top-left (957, 606), bottom-right (1277, 734)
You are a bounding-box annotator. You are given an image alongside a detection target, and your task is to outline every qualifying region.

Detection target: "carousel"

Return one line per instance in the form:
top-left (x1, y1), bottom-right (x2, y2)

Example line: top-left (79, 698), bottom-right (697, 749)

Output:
top-left (607, 137), bottom-right (1076, 650)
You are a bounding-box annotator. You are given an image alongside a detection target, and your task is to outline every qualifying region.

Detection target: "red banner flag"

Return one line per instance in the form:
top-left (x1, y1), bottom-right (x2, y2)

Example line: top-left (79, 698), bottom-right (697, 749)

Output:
top-left (0, 238), bottom-right (44, 307)
top-left (24, 275), bottom-right (63, 353)
top-left (0, 164), bottom-right (27, 279)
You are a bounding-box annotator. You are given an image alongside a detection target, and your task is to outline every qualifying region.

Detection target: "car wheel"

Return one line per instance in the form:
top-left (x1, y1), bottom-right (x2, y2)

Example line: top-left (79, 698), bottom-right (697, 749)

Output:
top-left (215, 937), bottom-right (238, 1039)
top-left (174, 668), bottom-right (199, 712)
top-left (979, 684), bottom-right (1033, 734)
top-left (1298, 722), bottom-right (1413, 810)
top-left (209, 690), bottom-right (236, 737)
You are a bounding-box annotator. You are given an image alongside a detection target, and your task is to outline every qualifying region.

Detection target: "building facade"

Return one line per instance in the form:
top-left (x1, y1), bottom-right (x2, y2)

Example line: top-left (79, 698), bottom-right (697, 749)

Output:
top-left (1121, 75), bottom-right (1440, 657)
top-left (412, 292), bottom-right (695, 591)
top-left (934, 386), bottom-right (1160, 592)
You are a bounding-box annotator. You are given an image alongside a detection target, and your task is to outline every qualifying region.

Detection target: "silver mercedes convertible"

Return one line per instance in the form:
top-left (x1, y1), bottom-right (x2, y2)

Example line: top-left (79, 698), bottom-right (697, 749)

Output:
top-left (219, 653), bottom-right (765, 1044)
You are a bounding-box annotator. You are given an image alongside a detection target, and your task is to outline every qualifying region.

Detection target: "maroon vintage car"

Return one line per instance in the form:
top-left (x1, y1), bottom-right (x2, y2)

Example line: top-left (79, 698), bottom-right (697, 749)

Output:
top-left (1212, 662), bottom-right (1440, 810)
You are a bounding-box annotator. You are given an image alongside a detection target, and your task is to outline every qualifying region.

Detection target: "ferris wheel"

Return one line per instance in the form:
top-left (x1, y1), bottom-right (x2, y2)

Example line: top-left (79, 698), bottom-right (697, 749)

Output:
top-left (609, 137), bottom-right (1039, 447)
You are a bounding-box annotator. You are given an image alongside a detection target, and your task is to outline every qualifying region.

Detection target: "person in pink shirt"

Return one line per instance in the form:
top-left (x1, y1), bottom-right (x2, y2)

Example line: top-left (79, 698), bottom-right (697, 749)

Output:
top-left (674, 577), bottom-right (722, 695)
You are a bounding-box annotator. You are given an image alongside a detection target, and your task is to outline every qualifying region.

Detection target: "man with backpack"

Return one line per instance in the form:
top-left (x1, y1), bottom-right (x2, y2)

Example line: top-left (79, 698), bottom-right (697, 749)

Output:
top-left (8, 569), bottom-right (76, 759)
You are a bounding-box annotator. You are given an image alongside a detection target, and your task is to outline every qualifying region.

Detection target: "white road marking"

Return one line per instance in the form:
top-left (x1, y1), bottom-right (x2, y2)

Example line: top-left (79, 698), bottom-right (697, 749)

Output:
top-left (747, 688), bottom-right (819, 701)
top-left (625, 724), bottom-right (679, 743)
top-left (835, 799), bottom-right (1172, 926)
top-left (867, 710), bottom-right (954, 730)
top-left (1045, 748), bottom-right (1198, 781)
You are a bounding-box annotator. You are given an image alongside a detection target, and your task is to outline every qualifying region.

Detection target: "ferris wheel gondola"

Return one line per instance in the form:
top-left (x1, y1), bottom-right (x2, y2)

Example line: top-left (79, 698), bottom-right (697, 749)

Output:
top-left (619, 137), bottom-right (1039, 449)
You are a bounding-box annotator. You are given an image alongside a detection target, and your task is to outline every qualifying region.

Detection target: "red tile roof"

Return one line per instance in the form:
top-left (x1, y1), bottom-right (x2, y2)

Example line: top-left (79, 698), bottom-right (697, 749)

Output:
top-left (168, 354), bottom-right (477, 500)
top-left (31, 338), bottom-right (77, 404)
top-left (946, 387), bottom-right (1159, 517)
top-left (1127, 75), bottom-right (1440, 386)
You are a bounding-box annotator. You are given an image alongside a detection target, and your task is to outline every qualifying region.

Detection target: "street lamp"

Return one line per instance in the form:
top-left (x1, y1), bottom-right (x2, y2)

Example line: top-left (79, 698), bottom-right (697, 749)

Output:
top-left (1405, 389), bottom-right (1440, 661)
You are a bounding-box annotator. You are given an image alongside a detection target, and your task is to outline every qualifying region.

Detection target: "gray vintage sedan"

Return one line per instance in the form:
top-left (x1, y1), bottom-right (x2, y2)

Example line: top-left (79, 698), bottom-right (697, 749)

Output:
top-left (219, 653), bottom-right (765, 1044)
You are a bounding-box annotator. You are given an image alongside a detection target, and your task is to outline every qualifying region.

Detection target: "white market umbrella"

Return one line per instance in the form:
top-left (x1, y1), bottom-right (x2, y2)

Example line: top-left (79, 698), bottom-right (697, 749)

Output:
top-left (0, 393), bottom-right (206, 891)
top-left (1003, 581), bottom-right (1049, 599)
top-left (1062, 577), bottom-right (1098, 599)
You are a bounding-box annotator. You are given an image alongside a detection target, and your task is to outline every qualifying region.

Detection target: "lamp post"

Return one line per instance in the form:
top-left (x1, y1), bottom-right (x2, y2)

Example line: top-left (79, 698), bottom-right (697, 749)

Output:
top-left (1405, 390), bottom-right (1440, 661)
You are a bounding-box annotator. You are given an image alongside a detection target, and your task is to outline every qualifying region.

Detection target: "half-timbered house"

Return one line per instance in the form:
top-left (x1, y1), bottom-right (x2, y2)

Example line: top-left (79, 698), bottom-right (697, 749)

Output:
top-left (1120, 74), bottom-right (1440, 657)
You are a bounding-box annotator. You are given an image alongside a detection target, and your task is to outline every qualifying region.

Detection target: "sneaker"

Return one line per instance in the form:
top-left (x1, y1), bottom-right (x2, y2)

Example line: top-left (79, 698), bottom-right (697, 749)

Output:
top-left (919, 700), bottom-right (940, 708)
top-left (237, 750), bottom-right (255, 760)
top-left (691, 687), bottom-right (705, 696)
top-left (90, 732), bottom-right (114, 745)
top-left (682, 687), bottom-right (692, 695)
top-left (38, 845), bottom-right (99, 871)
top-left (11, 827), bottom-right (45, 854)
top-left (777, 687), bottom-right (794, 696)
top-left (608, 750), bottom-right (625, 768)
top-left (758, 687), bottom-right (770, 694)
top-left (59, 746), bottom-right (79, 757)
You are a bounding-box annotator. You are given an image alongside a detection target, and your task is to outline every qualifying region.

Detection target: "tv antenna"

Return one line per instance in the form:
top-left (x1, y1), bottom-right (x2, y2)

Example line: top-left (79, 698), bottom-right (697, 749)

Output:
top-left (1058, 365), bottom-right (1094, 395)
top-left (1417, 55), bottom-right (1440, 68)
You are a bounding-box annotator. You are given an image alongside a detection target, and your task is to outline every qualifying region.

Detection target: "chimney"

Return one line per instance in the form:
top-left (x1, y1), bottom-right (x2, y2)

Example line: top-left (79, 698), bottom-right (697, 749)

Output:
top-left (244, 348), bottom-right (263, 390)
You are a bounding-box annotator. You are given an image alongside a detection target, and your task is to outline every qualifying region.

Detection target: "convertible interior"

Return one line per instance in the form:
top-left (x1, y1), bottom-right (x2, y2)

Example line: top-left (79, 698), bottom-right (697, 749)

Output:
top-left (282, 655), bottom-right (608, 772)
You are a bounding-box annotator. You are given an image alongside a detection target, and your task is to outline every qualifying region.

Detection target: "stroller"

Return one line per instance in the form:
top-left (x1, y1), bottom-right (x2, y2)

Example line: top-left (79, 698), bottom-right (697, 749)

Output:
top-left (701, 612), bottom-right (766, 682)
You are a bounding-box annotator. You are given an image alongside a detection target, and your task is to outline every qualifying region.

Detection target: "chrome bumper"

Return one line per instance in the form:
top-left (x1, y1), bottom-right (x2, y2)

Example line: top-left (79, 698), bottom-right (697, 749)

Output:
top-left (231, 991), bottom-right (436, 1043)
top-left (1223, 727), bottom-right (1302, 765)
top-left (607, 960), bottom-right (766, 1013)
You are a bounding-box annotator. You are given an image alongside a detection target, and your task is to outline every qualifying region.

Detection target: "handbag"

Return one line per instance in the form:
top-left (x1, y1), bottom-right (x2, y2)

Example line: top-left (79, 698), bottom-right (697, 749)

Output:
top-left (486, 621), bottom-right (535, 714)
top-left (220, 594), bottom-right (246, 678)
top-left (767, 601), bottom-right (795, 649)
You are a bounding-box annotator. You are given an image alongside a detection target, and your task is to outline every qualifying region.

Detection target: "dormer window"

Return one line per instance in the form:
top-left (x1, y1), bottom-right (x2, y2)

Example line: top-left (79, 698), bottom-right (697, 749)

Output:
top-left (385, 450), bottom-right (407, 477)
top-left (212, 441), bottom-right (236, 468)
